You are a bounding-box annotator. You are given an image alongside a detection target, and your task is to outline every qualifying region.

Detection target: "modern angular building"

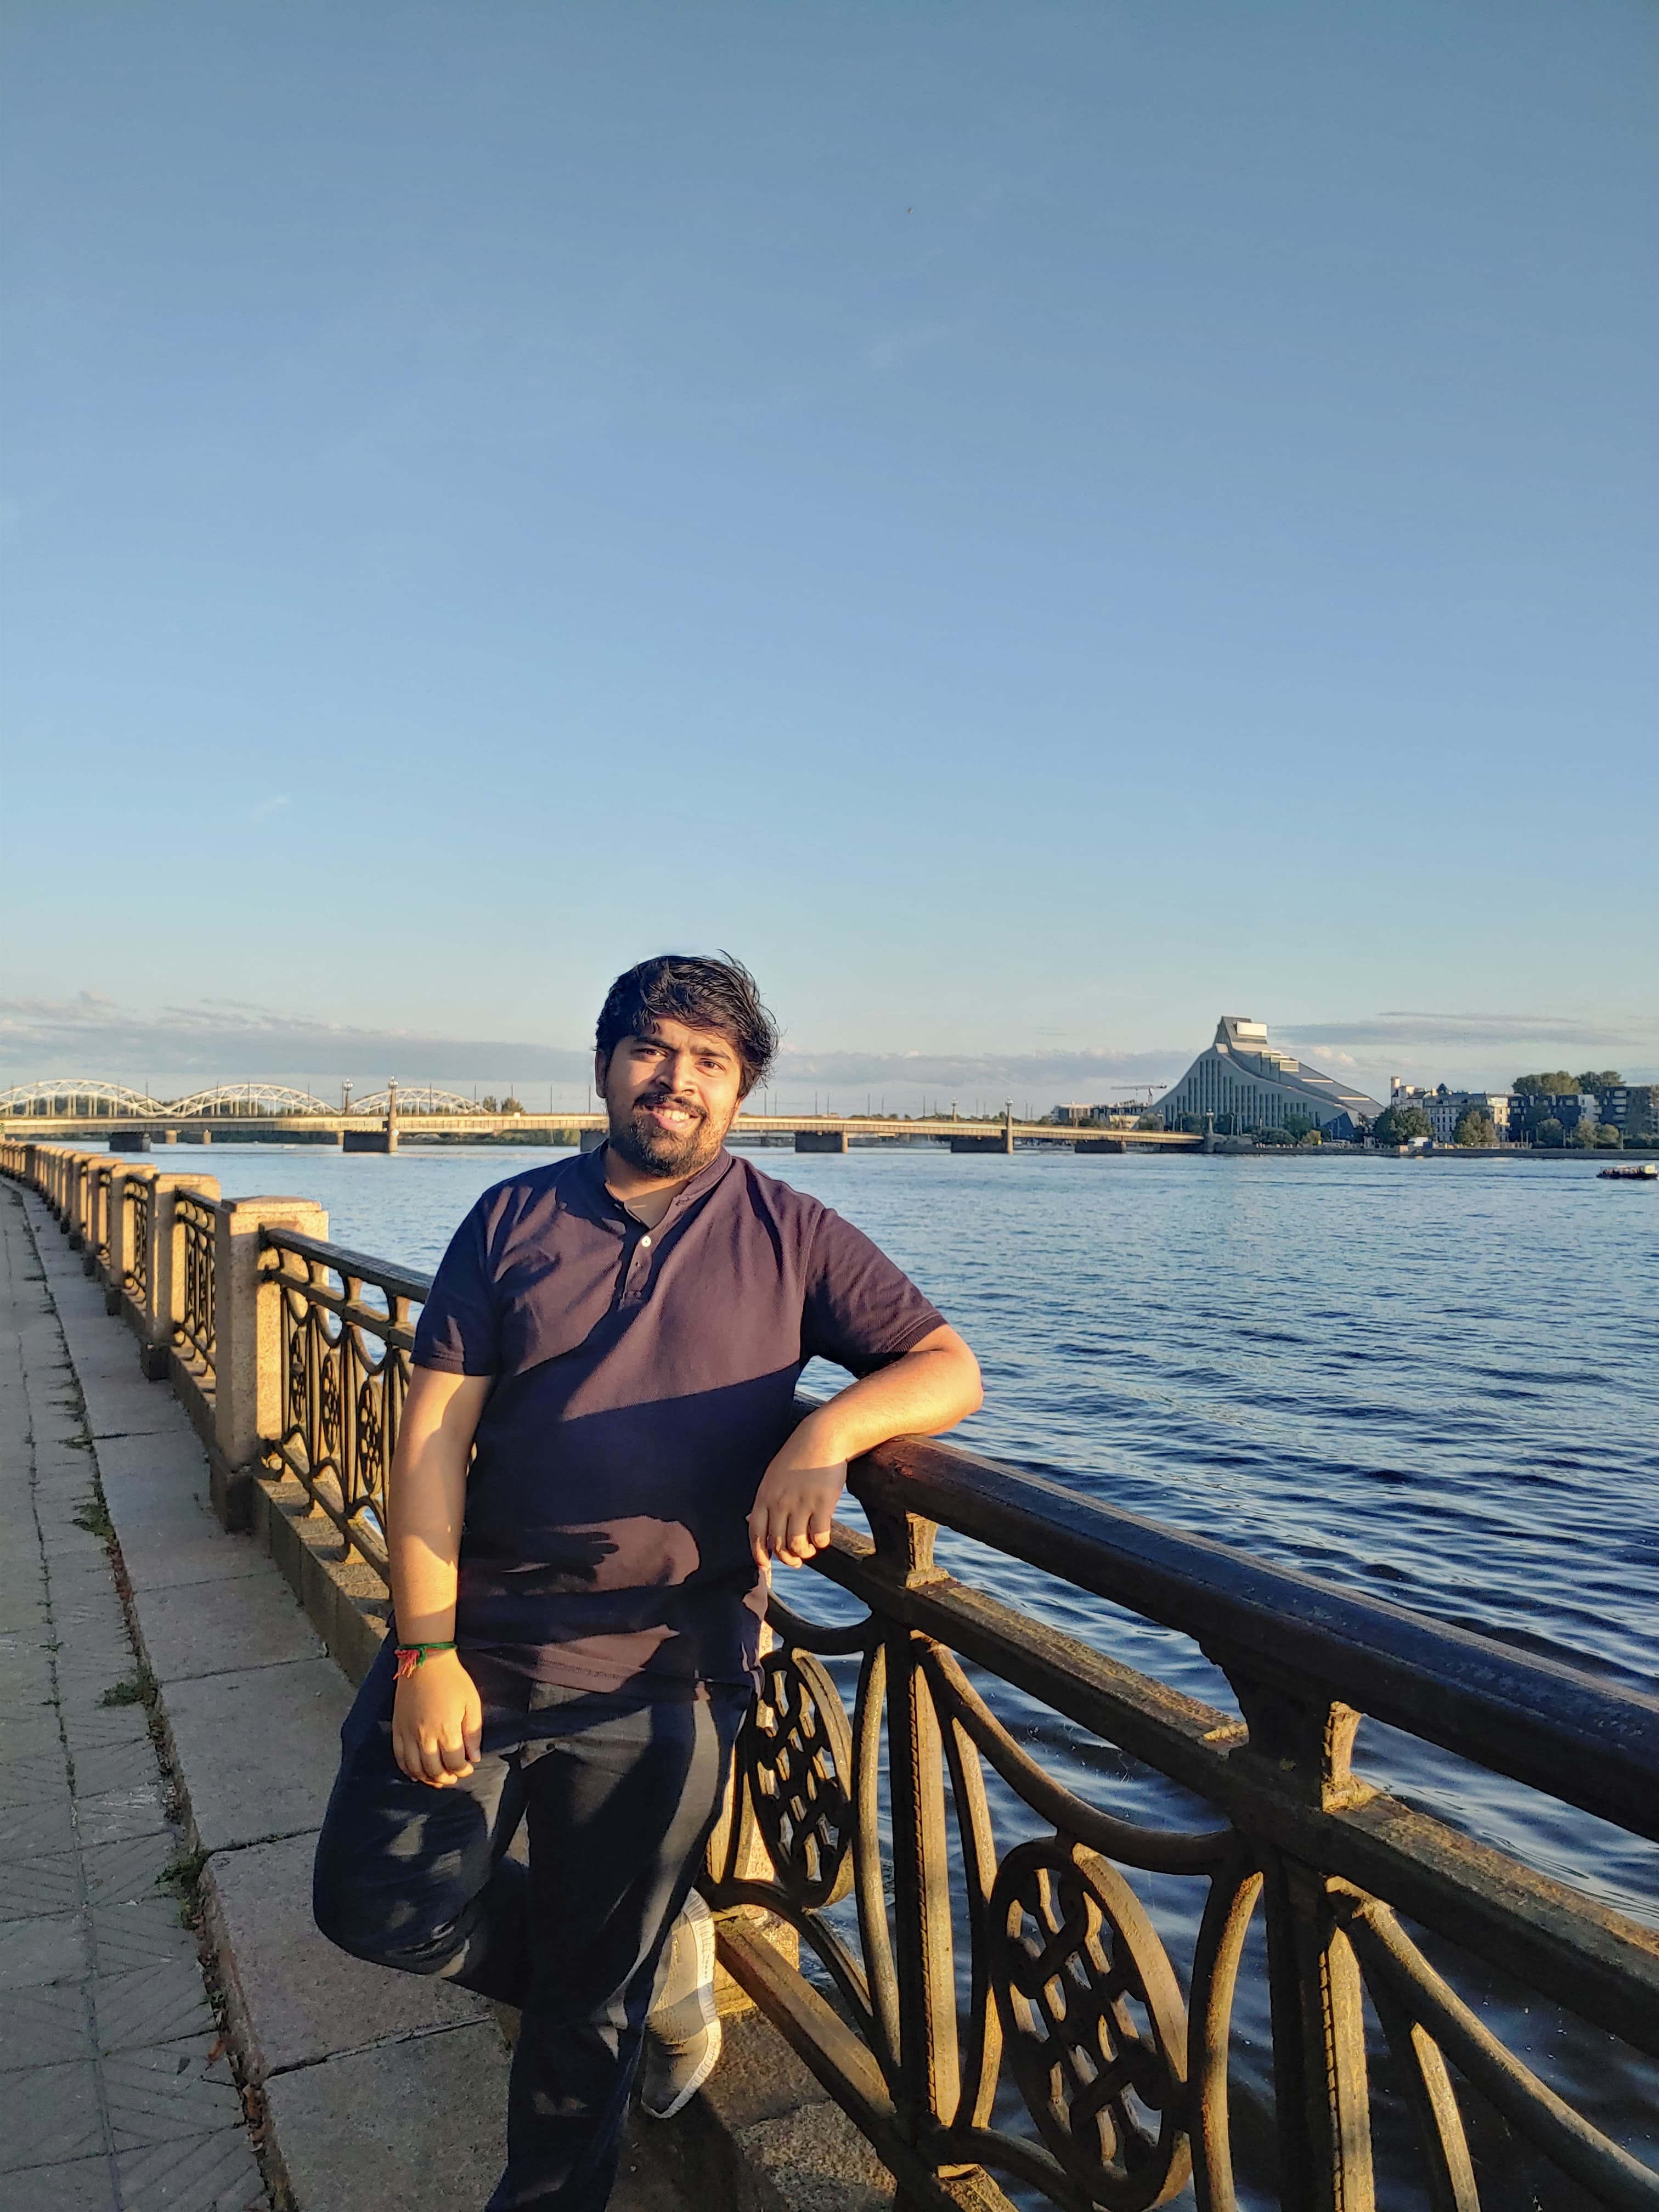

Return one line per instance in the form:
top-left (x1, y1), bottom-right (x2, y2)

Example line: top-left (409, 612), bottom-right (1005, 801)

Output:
top-left (1155, 1017), bottom-right (1384, 1138)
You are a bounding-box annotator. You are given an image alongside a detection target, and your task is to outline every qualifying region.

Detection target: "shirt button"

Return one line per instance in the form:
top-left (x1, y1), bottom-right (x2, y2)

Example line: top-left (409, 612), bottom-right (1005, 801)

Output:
top-left (640, 1234), bottom-right (652, 1249)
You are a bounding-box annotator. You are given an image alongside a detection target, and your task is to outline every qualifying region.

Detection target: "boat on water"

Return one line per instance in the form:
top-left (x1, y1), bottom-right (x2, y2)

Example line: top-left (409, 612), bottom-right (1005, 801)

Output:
top-left (1598, 1161), bottom-right (1658, 1180)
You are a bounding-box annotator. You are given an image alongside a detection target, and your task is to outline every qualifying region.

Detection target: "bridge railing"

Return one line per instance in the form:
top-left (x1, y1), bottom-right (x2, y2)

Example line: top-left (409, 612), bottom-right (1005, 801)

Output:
top-left (2, 1139), bottom-right (1655, 2212)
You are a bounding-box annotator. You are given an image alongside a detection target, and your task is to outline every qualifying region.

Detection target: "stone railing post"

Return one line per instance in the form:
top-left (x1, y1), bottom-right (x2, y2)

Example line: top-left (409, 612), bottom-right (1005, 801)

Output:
top-left (212, 1195), bottom-right (329, 1530)
top-left (144, 1173), bottom-right (221, 1380)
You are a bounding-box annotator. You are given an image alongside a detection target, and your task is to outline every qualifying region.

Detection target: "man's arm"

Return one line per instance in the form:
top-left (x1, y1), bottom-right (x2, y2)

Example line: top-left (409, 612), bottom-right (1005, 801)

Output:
top-left (386, 1365), bottom-right (492, 1787)
top-left (748, 1324), bottom-right (982, 1570)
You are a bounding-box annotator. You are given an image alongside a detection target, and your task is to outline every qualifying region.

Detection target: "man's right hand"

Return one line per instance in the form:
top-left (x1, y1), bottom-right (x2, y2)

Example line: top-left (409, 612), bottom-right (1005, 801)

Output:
top-left (391, 1651), bottom-right (484, 1787)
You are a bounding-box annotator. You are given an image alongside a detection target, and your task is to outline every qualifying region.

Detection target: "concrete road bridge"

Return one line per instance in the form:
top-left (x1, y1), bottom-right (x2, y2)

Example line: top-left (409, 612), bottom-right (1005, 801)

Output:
top-left (1, 1080), bottom-right (1200, 1153)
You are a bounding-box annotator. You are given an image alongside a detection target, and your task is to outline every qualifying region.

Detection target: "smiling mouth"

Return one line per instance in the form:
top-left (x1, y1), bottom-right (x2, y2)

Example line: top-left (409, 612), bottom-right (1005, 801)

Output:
top-left (636, 1096), bottom-right (704, 1126)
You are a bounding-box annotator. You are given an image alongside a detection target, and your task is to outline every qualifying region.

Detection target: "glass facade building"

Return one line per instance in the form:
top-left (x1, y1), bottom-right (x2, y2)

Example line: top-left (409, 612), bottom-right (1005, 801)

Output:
top-left (1155, 1017), bottom-right (1384, 1138)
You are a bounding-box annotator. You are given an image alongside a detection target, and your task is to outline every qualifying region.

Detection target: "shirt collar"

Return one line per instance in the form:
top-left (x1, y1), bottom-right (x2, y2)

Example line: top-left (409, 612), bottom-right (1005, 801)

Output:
top-left (579, 1137), bottom-right (736, 1228)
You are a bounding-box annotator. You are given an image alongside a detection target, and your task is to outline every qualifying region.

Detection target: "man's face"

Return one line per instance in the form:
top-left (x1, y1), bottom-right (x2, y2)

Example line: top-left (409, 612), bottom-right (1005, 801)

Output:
top-left (596, 1018), bottom-right (746, 1180)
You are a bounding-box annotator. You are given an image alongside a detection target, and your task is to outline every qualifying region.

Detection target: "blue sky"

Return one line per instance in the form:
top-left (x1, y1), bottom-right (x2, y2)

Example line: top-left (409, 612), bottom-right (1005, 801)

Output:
top-left (3, 1), bottom-right (1655, 1107)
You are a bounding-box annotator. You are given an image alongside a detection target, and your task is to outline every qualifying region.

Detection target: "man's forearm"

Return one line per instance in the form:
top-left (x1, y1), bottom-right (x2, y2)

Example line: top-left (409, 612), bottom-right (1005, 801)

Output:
top-left (387, 1368), bottom-right (491, 1641)
top-left (800, 1329), bottom-right (982, 1465)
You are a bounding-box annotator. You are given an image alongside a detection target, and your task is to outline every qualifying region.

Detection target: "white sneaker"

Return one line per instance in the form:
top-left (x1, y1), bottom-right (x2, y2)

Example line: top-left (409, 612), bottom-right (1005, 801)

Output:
top-left (638, 1892), bottom-right (721, 2118)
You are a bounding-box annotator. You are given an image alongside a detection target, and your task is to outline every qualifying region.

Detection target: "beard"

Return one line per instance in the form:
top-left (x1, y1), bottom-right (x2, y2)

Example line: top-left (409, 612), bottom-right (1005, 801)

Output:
top-left (605, 1090), bottom-right (729, 1180)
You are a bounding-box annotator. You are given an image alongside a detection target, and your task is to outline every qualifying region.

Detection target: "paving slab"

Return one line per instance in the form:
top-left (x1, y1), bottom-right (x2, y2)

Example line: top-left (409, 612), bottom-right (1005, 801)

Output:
top-left (96, 1422), bottom-right (211, 1494)
top-left (163, 1657), bottom-right (351, 1853)
top-left (61, 1698), bottom-right (155, 1756)
top-left (206, 1831), bottom-right (490, 2082)
top-left (10, 1847), bottom-right (85, 1917)
top-left (264, 2020), bottom-right (510, 2212)
top-left (0, 1907), bottom-right (91, 1990)
top-left (103, 2036), bottom-right (246, 2149)
top-left (0, 2055), bottom-right (108, 2172)
top-left (0, 1748), bottom-right (72, 1807)
top-left (0, 1791), bottom-right (80, 1858)
top-left (117, 2125), bottom-right (266, 2212)
top-left (75, 1732), bottom-right (169, 1801)
top-left (92, 1892), bottom-right (199, 1974)
top-left (121, 1515), bottom-right (272, 1594)
top-left (0, 1979), bottom-right (99, 2070)
top-left (139, 1570), bottom-right (324, 1686)
top-left (96, 1957), bottom-right (217, 2055)
top-left (78, 1830), bottom-right (184, 1905)
top-left (2, 2153), bottom-right (120, 2212)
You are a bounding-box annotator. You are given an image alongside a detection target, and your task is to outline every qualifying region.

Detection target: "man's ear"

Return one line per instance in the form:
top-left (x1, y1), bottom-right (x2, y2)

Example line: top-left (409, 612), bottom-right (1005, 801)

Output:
top-left (594, 1049), bottom-right (610, 1095)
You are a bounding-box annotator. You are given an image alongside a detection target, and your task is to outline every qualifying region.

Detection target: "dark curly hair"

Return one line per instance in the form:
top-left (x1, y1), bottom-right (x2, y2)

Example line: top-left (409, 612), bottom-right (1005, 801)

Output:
top-left (595, 953), bottom-right (779, 1095)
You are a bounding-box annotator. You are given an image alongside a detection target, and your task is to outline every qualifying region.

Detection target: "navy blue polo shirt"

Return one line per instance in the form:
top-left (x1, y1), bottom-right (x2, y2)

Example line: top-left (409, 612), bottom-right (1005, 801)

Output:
top-left (410, 1144), bottom-right (945, 1698)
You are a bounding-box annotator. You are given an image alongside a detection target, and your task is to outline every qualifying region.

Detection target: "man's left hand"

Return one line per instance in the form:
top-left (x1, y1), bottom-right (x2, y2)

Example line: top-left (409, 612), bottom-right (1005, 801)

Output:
top-left (748, 1430), bottom-right (847, 1568)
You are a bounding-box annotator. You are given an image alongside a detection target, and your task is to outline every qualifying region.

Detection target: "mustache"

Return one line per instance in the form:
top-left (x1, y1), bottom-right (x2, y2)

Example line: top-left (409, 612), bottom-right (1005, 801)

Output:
top-left (632, 1089), bottom-right (706, 1119)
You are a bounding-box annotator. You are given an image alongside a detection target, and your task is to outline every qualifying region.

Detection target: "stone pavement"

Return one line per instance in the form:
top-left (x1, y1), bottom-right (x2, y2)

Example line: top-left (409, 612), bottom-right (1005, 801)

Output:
top-left (0, 1184), bottom-right (265, 2209)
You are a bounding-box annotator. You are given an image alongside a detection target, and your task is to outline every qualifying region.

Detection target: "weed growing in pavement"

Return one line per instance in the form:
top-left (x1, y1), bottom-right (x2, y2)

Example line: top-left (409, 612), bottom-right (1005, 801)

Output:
top-left (100, 1667), bottom-right (157, 1708)
top-left (73, 1496), bottom-right (115, 1541)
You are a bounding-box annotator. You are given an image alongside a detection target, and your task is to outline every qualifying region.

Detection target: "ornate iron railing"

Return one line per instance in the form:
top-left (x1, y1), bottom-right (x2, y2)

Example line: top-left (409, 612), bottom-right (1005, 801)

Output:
top-left (123, 1173), bottom-right (152, 1301)
top-left (173, 1188), bottom-right (218, 1384)
top-left (707, 1444), bottom-right (1659, 2212)
top-left (262, 1227), bottom-right (423, 1580)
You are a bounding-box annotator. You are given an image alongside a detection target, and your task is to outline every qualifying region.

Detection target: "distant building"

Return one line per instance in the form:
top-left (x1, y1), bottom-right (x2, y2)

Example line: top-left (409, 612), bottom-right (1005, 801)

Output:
top-left (1510, 1091), bottom-right (1599, 1142)
top-left (1397, 1083), bottom-right (1512, 1143)
top-left (1155, 1017), bottom-right (1384, 1138)
top-left (1596, 1085), bottom-right (1659, 1139)
top-left (1049, 1101), bottom-right (1153, 1128)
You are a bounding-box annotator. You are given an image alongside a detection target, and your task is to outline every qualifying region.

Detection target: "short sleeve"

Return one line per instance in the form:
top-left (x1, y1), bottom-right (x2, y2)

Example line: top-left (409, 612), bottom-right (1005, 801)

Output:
top-left (800, 1207), bottom-right (946, 1375)
top-left (412, 1196), bottom-right (501, 1374)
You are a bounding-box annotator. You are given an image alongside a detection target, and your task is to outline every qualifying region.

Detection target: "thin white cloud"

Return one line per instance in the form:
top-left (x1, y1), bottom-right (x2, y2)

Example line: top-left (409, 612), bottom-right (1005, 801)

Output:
top-left (1280, 1011), bottom-right (1654, 1053)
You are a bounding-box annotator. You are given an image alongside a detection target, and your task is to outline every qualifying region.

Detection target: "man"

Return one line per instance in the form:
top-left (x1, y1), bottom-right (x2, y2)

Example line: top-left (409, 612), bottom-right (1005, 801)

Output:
top-left (313, 954), bottom-right (982, 2212)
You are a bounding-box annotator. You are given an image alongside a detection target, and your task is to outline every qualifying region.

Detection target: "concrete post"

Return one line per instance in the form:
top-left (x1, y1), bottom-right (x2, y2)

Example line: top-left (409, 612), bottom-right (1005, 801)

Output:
top-left (143, 1173), bottom-right (220, 1380)
top-left (70, 1152), bottom-right (98, 1250)
top-left (212, 1195), bottom-right (330, 1530)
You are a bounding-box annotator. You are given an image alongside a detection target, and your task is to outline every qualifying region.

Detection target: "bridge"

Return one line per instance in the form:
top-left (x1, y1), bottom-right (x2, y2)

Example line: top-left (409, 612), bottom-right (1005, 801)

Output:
top-left (0, 1079), bottom-right (1201, 1153)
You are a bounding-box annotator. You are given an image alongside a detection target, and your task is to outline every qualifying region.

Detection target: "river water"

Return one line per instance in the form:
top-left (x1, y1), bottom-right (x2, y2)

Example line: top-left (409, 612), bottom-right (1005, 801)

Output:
top-left (120, 1137), bottom-right (1659, 2187)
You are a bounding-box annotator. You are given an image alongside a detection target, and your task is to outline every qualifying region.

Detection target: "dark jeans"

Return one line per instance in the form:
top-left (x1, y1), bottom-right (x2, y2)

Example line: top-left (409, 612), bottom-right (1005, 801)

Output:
top-left (312, 1639), bottom-right (750, 2212)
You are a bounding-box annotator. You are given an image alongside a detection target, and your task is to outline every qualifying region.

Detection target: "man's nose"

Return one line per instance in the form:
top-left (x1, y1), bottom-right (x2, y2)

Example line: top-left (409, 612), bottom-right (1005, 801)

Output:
top-left (658, 1052), bottom-right (701, 1095)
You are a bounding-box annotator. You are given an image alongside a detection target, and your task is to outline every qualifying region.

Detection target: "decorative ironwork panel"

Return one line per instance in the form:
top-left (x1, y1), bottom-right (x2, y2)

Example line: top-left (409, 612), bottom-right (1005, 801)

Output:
top-left (742, 1648), bottom-right (855, 1912)
top-left (123, 1178), bottom-right (151, 1300)
top-left (92, 1161), bottom-right (115, 1263)
top-left (262, 1227), bottom-right (421, 1584)
top-left (174, 1190), bottom-right (217, 1378)
top-left (986, 1839), bottom-right (1190, 2212)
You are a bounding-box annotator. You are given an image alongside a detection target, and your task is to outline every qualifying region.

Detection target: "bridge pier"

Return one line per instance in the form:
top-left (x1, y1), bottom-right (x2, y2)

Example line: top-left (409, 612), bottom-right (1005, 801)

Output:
top-left (950, 1132), bottom-right (1014, 1154)
top-left (795, 1131), bottom-right (848, 1154)
top-left (343, 1129), bottom-right (398, 1154)
top-left (109, 1131), bottom-right (151, 1153)
top-left (1074, 1136), bottom-right (1126, 1155)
